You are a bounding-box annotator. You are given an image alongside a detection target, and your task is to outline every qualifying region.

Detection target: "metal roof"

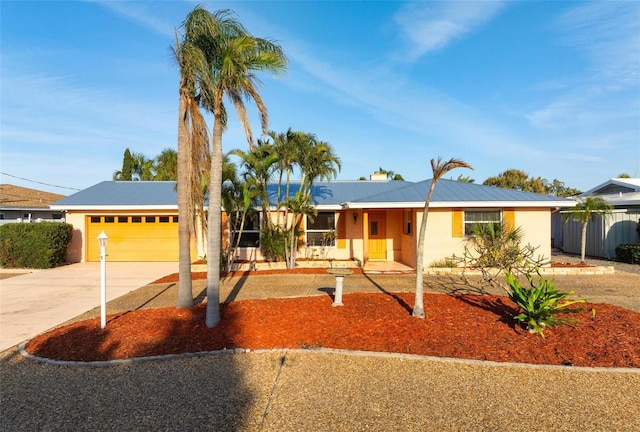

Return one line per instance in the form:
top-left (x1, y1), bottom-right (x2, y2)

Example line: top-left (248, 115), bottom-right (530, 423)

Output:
top-left (51, 179), bottom-right (575, 210)
top-left (346, 179), bottom-right (576, 208)
top-left (265, 181), bottom-right (410, 207)
top-left (581, 178), bottom-right (640, 196)
top-left (51, 181), bottom-right (179, 209)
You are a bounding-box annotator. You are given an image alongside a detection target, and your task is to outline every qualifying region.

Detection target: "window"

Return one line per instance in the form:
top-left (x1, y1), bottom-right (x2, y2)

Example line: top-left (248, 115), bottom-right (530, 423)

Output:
top-left (464, 210), bottom-right (502, 235)
top-left (306, 212), bottom-right (336, 247)
top-left (403, 210), bottom-right (412, 235)
top-left (104, 216), bottom-right (115, 223)
top-left (118, 216), bottom-right (128, 223)
top-left (159, 216), bottom-right (170, 223)
top-left (145, 216), bottom-right (156, 223)
top-left (90, 216), bottom-right (101, 223)
top-left (52, 213), bottom-right (63, 220)
top-left (131, 216), bottom-right (142, 223)
top-left (0, 214), bottom-right (5, 220)
top-left (232, 213), bottom-right (260, 248)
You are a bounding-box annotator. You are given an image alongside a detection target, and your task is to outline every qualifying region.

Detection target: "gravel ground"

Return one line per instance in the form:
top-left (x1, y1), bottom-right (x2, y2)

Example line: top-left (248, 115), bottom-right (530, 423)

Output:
top-left (2, 253), bottom-right (639, 431)
top-left (2, 348), bottom-right (639, 431)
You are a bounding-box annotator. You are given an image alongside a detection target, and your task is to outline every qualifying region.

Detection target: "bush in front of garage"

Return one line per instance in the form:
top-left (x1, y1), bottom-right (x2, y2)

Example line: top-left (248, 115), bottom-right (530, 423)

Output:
top-left (0, 222), bottom-right (73, 268)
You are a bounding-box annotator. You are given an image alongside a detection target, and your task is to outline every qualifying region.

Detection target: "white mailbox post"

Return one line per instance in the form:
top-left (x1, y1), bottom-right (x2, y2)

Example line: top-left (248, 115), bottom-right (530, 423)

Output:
top-left (327, 268), bottom-right (353, 307)
top-left (98, 231), bottom-right (108, 329)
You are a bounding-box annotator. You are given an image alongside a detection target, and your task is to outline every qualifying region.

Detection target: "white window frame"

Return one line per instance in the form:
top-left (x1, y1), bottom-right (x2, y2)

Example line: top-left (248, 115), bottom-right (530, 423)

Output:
top-left (463, 209), bottom-right (502, 236)
top-left (403, 209), bottom-right (412, 235)
top-left (306, 211), bottom-right (336, 247)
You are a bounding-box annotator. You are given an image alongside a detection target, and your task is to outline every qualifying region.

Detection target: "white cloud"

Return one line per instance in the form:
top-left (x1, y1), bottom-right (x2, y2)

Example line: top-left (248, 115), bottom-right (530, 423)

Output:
top-left (393, 1), bottom-right (504, 61)
top-left (556, 1), bottom-right (640, 86)
top-left (525, 2), bottom-right (640, 131)
top-left (89, 0), bottom-right (182, 38)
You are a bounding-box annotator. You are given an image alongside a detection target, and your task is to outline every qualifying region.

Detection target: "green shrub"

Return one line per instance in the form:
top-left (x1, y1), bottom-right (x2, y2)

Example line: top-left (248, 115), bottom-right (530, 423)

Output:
top-left (260, 226), bottom-right (287, 261)
top-left (615, 244), bottom-right (640, 264)
top-left (0, 222), bottom-right (72, 268)
top-left (429, 257), bottom-right (458, 268)
top-left (505, 270), bottom-right (585, 337)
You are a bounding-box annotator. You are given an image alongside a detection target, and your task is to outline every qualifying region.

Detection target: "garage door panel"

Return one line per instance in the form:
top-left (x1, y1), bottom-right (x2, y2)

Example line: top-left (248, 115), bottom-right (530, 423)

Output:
top-left (87, 215), bottom-right (180, 262)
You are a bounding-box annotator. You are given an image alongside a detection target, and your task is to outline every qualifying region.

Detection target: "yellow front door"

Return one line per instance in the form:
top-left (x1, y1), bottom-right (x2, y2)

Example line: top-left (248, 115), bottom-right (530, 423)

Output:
top-left (368, 211), bottom-right (386, 260)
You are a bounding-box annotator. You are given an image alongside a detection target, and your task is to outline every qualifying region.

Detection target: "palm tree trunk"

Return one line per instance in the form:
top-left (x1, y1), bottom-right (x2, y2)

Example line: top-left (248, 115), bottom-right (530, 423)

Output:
top-left (581, 221), bottom-right (588, 263)
top-left (176, 91), bottom-right (194, 309)
top-left (413, 183), bottom-right (436, 318)
top-left (206, 102), bottom-right (224, 328)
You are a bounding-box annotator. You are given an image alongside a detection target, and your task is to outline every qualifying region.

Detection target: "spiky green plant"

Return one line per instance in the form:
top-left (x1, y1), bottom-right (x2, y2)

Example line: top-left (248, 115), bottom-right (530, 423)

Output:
top-left (505, 270), bottom-right (585, 337)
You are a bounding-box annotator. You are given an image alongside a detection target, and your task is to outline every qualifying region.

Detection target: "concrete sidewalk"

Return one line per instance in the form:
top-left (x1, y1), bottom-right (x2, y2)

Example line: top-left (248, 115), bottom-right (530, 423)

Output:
top-left (0, 262), bottom-right (177, 352)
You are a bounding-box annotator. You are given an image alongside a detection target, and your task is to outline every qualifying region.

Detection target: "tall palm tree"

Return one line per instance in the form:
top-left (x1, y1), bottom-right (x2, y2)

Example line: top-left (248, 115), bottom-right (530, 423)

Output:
top-left (199, 9), bottom-right (287, 328)
top-left (173, 8), bottom-right (215, 309)
top-left (563, 197), bottom-right (613, 262)
top-left (413, 157), bottom-right (472, 318)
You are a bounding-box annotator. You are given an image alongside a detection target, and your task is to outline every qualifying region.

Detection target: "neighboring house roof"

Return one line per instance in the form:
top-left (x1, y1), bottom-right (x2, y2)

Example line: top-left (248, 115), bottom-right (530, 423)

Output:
top-left (579, 178), bottom-right (640, 207)
top-left (51, 181), bottom-right (179, 210)
top-left (0, 184), bottom-right (65, 210)
top-left (52, 179), bottom-right (576, 211)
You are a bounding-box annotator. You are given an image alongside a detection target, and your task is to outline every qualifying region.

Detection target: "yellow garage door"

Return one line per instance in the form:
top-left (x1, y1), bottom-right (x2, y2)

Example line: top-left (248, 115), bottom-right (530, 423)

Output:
top-left (87, 215), bottom-right (179, 262)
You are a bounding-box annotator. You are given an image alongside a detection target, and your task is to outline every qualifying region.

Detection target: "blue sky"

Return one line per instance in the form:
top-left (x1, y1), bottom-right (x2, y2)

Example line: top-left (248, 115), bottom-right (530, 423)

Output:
top-left (1, 0), bottom-right (639, 195)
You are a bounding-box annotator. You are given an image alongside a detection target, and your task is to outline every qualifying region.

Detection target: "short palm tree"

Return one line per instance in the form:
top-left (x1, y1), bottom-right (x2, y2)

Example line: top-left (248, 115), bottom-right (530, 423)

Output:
top-left (230, 143), bottom-right (279, 230)
top-left (269, 128), bottom-right (299, 224)
top-left (563, 197), bottom-right (613, 262)
top-left (413, 157), bottom-right (472, 318)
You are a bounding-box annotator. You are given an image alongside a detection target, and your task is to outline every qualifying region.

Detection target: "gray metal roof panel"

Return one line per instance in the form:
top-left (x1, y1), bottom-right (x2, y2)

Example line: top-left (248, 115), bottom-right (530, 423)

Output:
top-left (266, 181), bottom-right (411, 206)
top-left (52, 179), bottom-right (573, 208)
top-left (350, 179), bottom-right (576, 203)
top-left (52, 181), bottom-right (179, 206)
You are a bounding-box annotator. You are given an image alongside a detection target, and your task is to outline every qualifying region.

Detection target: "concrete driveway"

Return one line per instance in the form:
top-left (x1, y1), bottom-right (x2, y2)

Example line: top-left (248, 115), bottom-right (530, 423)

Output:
top-left (0, 262), bottom-right (177, 352)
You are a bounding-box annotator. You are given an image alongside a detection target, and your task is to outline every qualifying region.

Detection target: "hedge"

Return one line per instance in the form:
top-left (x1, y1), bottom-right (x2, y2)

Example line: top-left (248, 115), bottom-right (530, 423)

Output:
top-left (615, 244), bottom-right (640, 265)
top-left (0, 222), bottom-right (73, 268)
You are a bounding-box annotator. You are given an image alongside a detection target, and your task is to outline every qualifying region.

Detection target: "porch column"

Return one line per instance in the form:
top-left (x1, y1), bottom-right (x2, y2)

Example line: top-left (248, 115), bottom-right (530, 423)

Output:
top-left (362, 210), bottom-right (369, 265)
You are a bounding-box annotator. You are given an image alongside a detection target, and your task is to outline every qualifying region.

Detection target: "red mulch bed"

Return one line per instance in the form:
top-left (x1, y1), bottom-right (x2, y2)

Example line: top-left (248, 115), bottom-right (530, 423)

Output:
top-left (25, 291), bottom-right (640, 367)
top-left (151, 261), bottom-right (588, 284)
top-left (551, 262), bottom-right (592, 268)
top-left (152, 267), bottom-right (365, 284)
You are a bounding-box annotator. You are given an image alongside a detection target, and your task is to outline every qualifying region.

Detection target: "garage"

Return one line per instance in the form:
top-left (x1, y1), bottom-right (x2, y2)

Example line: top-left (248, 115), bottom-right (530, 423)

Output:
top-left (86, 214), bottom-right (179, 262)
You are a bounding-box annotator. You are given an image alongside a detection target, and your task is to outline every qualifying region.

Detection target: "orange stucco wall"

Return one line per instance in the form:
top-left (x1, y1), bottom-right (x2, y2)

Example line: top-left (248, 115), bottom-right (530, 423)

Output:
top-left (62, 206), bottom-right (553, 267)
top-left (413, 207), bottom-right (552, 268)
